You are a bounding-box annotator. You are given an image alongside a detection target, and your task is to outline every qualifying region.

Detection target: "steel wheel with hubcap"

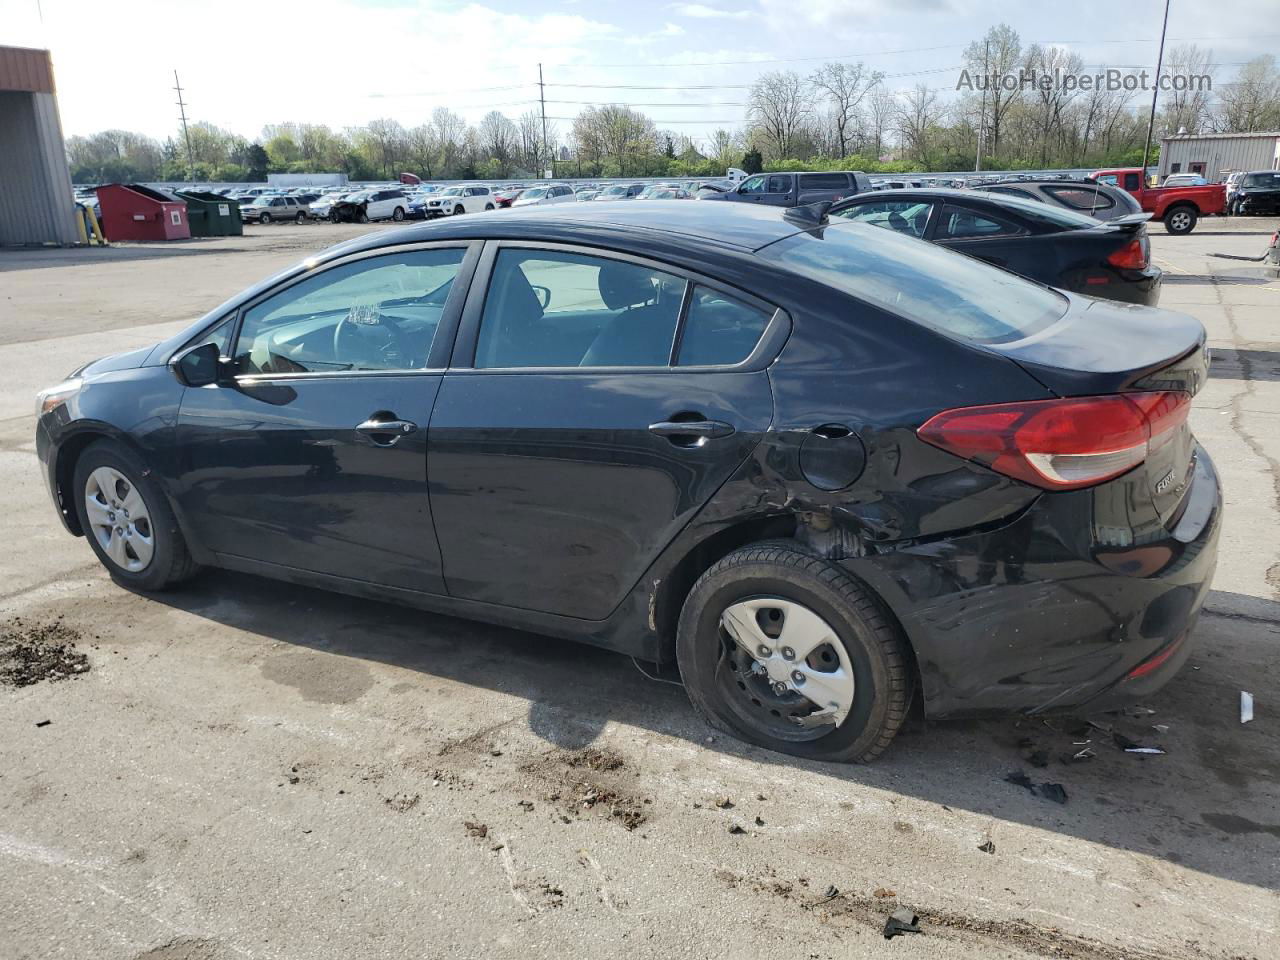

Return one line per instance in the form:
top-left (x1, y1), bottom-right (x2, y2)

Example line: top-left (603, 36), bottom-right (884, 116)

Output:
top-left (1165, 206), bottom-right (1197, 234)
top-left (259, 212), bottom-right (271, 224)
top-left (73, 440), bottom-right (199, 591)
top-left (676, 541), bottom-right (911, 762)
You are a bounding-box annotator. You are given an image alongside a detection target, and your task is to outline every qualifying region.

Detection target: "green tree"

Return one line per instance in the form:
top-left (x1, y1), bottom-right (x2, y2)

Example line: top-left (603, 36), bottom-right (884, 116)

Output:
top-left (741, 147), bottom-right (763, 174)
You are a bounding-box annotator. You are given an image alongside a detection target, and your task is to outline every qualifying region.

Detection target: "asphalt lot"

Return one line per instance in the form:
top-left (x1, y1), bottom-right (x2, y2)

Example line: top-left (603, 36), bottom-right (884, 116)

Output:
top-left (2, 215), bottom-right (1278, 960)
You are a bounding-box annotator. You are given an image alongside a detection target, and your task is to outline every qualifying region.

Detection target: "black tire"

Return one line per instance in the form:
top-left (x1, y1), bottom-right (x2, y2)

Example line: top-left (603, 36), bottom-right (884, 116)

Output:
top-left (484, 203), bottom-right (495, 211)
top-left (295, 211), bottom-right (306, 223)
top-left (676, 541), bottom-right (911, 763)
top-left (72, 439), bottom-right (199, 591)
top-left (330, 211), bottom-right (341, 223)
top-left (258, 212), bottom-right (271, 224)
top-left (1164, 205), bottom-right (1198, 235)
top-left (357, 210), bottom-right (369, 224)
top-left (392, 206), bottom-right (405, 222)
top-left (453, 205), bottom-right (464, 216)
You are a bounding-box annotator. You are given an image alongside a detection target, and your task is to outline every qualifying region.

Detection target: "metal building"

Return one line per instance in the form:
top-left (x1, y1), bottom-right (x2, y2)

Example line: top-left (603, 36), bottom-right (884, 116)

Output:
top-left (0, 45), bottom-right (78, 245)
top-left (1158, 132), bottom-right (1280, 183)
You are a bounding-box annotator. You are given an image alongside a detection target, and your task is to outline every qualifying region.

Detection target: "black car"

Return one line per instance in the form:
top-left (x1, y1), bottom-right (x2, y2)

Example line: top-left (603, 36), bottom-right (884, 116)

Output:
top-left (831, 188), bottom-right (1162, 306)
top-left (702, 171), bottom-right (872, 207)
top-left (1231, 170), bottom-right (1280, 216)
top-left (977, 179), bottom-right (1143, 222)
top-left (35, 202), bottom-right (1219, 763)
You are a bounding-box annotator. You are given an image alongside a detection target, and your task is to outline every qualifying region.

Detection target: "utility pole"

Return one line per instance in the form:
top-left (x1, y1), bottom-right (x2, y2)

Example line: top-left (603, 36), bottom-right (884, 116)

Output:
top-left (174, 70), bottom-right (194, 181)
top-left (975, 39), bottom-right (988, 172)
top-left (1140, 0), bottom-right (1171, 188)
top-left (538, 63), bottom-right (550, 179)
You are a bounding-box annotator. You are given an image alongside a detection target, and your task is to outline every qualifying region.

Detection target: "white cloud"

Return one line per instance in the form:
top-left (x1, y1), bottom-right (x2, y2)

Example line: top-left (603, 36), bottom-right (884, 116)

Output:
top-left (668, 3), bottom-right (750, 20)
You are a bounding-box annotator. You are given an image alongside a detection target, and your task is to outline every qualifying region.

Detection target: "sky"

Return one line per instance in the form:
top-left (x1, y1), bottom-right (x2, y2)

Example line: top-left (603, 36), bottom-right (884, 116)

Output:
top-left (5, 0), bottom-right (1277, 149)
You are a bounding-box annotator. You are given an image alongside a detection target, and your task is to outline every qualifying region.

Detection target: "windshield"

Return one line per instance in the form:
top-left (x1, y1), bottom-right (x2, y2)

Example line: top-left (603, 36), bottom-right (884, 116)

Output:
top-left (1243, 172), bottom-right (1280, 188)
top-left (965, 192), bottom-right (1099, 229)
top-left (521, 187), bottom-right (547, 199)
top-left (600, 185), bottom-right (627, 196)
top-left (759, 221), bottom-right (1068, 345)
top-left (438, 187), bottom-right (462, 196)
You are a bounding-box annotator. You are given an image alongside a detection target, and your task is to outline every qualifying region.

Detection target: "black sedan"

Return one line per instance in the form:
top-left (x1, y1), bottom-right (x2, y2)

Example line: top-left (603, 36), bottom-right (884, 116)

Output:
top-left (35, 202), bottom-right (1219, 763)
top-left (831, 188), bottom-right (1162, 306)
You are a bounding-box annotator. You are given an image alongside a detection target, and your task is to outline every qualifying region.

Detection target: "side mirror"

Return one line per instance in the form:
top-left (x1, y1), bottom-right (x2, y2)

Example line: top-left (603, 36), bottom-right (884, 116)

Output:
top-left (531, 284), bottom-right (552, 310)
top-left (171, 341), bottom-right (223, 387)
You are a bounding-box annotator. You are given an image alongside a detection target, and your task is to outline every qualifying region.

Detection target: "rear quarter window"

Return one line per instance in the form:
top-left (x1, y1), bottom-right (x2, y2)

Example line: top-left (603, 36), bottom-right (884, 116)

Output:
top-left (799, 173), bottom-right (850, 190)
top-left (759, 221), bottom-right (1067, 345)
top-left (1044, 186), bottom-right (1114, 211)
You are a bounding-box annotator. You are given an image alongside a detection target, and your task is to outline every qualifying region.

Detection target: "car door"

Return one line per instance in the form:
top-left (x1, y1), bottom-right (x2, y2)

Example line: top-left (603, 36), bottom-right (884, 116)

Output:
top-left (729, 175), bottom-right (768, 204)
top-left (761, 174), bottom-right (794, 207)
top-left (928, 202), bottom-right (1033, 274)
top-left (172, 242), bottom-right (480, 593)
top-left (427, 242), bottom-right (782, 620)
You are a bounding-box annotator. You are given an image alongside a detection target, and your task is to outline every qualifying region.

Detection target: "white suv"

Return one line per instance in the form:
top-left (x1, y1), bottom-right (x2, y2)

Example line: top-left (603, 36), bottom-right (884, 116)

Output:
top-left (363, 189), bottom-right (410, 222)
top-left (424, 185), bottom-right (495, 217)
top-left (511, 184), bottom-right (577, 207)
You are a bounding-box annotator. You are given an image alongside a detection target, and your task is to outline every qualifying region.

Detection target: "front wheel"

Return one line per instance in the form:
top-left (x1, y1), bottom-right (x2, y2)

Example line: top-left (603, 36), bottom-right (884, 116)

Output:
top-left (484, 203), bottom-right (495, 211)
top-left (295, 211), bottom-right (306, 223)
top-left (259, 212), bottom-right (271, 224)
top-left (453, 205), bottom-right (465, 216)
top-left (72, 440), bottom-right (199, 591)
top-left (676, 542), bottom-right (911, 763)
top-left (357, 210), bottom-right (369, 224)
top-left (392, 206), bottom-right (405, 221)
top-left (1164, 205), bottom-right (1198, 235)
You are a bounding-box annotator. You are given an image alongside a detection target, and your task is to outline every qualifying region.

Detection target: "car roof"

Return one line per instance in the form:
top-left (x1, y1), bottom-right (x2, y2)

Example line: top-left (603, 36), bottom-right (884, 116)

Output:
top-left (320, 201), bottom-right (812, 260)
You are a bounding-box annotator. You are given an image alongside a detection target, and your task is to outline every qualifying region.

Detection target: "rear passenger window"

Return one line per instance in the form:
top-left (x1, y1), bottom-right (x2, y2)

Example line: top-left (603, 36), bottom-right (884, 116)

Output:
top-left (475, 250), bottom-right (686, 368)
top-left (1044, 186), bottom-right (1114, 211)
top-left (799, 173), bottom-right (849, 190)
top-left (767, 176), bottom-right (791, 193)
top-left (935, 205), bottom-right (1019, 239)
top-left (677, 287), bottom-right (771, 366)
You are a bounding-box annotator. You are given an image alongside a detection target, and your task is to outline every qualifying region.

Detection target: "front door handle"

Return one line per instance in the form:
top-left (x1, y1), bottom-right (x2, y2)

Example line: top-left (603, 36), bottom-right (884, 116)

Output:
top-left (649, 418), bottom-right (736, 447)
top-left (356, 416), bottom-right (417, 446)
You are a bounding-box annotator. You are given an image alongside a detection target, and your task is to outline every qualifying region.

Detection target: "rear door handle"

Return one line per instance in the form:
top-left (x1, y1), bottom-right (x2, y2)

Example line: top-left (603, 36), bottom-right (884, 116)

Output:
top-left (356, 416), bottom-right (417, 446)
top-left (649, 418), bottom-right (736, 446)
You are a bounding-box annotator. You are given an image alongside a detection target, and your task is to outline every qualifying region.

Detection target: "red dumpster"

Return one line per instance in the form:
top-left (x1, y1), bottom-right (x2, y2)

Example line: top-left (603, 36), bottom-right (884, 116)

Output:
top-left (97, 183), bottom-right (190, 241)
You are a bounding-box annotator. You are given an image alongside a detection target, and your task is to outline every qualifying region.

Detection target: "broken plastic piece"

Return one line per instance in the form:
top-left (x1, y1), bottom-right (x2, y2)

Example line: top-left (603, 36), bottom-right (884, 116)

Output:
top-left (1038, 783), bottom-right (1068, 804)
top-left (1241, 691), bottom-right (1254, 724)
top-left (1125, 746), bottom-right (1166, 755)
top-left (977, 839), bottom-right (996, 854)
top-left (883, 908), bottom-right (922, 939)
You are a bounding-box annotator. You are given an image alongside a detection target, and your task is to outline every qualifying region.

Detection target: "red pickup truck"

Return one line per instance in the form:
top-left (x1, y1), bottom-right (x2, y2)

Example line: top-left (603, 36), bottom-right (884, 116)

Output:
top-left (1090, 168), bottom-right (1226, 235)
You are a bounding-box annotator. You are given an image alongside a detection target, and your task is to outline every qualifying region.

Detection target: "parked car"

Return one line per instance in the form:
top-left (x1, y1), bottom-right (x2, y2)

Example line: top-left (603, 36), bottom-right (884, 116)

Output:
top-left (494, 187), bottom-right (524, 208)
top-left (308, 192), bottom-right (350, 220)
top-left (423, 185), bottom-right (495, 217)
top-left (1230, 170), bottom-right (1280, 216)
top-left (240, 195), bottom-right (309, 224)
top-left (1162, 173), bottom-right (1209, 187)
top-left (593, 183), bottom-right (646, 201)
top-left (702, 171), bottom-right (872, 207)
top-left (643, 187), bottom-right (693, 200)
top-left (511, 184), bottom-right (577, 207)
top-left (831, 188), bottom-right (1162, 305)
top-left (35, 202), bottom-right (1218, 763)
top-left (977, 179), bottom-right (1143, 222)
top-left (575, 188), bottom-right (600, 201)
top-left (330, 189), bottom-right (410, 223)
top-left (1090, 167), bottom-right (1226, 235)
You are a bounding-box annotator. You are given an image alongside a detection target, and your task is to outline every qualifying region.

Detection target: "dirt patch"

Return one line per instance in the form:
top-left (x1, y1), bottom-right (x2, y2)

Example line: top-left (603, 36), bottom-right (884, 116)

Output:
top-left (521, 747), bottom-right (650, 831)
top-left (0, 617), bottom-right (90, 687)
top-left (714, 868), bottom-right (1258, 960)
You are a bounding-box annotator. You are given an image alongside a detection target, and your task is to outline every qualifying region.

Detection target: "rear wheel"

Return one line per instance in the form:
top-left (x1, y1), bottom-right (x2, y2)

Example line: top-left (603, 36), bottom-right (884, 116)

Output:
top-left (1164, 205), bottom-right (1198, 235)
top-left (484, 202), bottom-right (495, 211)
top-left (295, 211), bottom-right (306, 223)
top-left (72, 440), bottom-right (199, 591)
top-left (392, 206), bottom-right (405, 221)
top-left (676, 542), bottom-right (911, 763)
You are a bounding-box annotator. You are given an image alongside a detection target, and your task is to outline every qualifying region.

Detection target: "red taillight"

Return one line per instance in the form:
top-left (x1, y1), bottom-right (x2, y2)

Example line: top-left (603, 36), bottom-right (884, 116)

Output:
top-left (1106, 236), bottom-right (1148, 270)
top-left (918, 392), bottom-right (1191, 490)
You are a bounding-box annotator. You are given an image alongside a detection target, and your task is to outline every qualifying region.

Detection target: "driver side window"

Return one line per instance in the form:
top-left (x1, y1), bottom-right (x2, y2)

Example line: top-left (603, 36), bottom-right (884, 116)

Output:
top-left (232, 248), bottom-right (466, 375)
top-left (739, 175), bottom-right (767, 195)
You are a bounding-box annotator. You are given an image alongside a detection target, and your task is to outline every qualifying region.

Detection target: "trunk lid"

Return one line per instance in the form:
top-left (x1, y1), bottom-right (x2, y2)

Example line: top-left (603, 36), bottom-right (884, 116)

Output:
top-left (983, 293), bottom-right (1207, 527)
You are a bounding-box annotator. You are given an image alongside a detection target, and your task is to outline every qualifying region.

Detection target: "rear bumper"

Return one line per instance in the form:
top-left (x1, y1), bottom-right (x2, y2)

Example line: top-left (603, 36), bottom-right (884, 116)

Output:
top-left (1073, 265), bottom-right (1162, 306)
top-left (843, 446), bottom-right (1221, 718)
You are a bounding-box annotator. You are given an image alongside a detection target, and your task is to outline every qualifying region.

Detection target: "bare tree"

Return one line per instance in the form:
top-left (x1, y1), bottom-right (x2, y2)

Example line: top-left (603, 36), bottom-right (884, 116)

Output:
top-left (867, 85), bottom-right (897, 159)
top-left (963, 23), bottom-right (1023, 159)
top-left (810, 62), bottom-right (883, 158)
top-left (1022, 44), bottom-right (1085, 165)
top-left (896, 84), bottom-right (946, 167)
top-left (478, 111), bottom-right (519, 175)
top-left (1159, 44), bottom-right (1216, 135)
top-left (747, 71), bottom-right (813, 160)
top-left (430, 107), bottom-right (467, 176)
top-left (1213, 55), bottom-right (1280, 132)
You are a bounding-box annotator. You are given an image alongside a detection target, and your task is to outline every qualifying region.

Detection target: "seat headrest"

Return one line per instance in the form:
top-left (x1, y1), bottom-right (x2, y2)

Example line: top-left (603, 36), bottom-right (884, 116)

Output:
top-left (598, 262), bottom-right (656, 310)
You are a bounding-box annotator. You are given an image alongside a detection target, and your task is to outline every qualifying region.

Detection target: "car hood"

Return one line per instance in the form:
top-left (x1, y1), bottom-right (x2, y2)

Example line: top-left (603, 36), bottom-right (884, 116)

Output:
top-left (74, 345), bottom-right (156, 378)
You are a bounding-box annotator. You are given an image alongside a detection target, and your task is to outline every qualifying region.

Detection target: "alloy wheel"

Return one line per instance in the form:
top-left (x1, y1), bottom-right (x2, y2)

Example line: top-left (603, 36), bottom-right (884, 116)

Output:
top-left (1171, 211), bottom-right (1190, 231)
top-left (717, 597), bottom-right (855, 739)
top-left (83, 466), bottom-right (154, 572)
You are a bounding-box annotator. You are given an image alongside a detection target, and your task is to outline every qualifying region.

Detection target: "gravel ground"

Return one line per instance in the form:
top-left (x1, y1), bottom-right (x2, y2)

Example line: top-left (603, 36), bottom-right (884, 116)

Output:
top-left (1, 215), bottom-right (1278, 960)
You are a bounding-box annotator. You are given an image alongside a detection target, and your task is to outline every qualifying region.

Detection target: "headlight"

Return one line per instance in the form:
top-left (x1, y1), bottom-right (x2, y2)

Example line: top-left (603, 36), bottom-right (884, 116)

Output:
top-left (36, 378), bottom-right (82, 416)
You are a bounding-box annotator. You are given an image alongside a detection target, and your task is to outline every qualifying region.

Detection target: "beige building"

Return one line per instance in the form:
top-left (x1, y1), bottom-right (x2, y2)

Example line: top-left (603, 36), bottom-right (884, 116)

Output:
top-left (1158, 132), bottom-right (1280, 183)
top-left (0, 45), bottom-right (78, 245)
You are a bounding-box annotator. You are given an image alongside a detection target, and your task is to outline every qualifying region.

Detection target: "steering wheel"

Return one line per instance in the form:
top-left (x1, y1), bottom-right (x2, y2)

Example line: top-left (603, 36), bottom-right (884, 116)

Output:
top-left (332, 305), bottom-right (414, 370)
